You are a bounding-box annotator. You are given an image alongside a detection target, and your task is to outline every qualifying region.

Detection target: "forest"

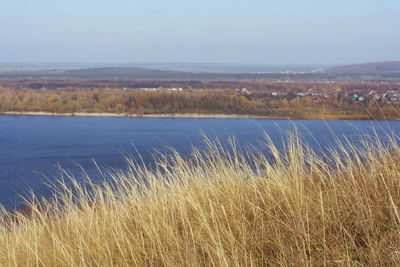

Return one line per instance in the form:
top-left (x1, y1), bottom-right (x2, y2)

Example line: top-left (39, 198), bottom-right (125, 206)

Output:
top-left (0, 87), bottom-right (399, 119)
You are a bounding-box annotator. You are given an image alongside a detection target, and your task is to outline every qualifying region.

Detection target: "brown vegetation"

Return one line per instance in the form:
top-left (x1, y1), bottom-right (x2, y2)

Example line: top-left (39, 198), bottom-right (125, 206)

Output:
top-left (1, 135), bottom-right (400, 265)
top-left (0, 87), bottom-right (399, 119)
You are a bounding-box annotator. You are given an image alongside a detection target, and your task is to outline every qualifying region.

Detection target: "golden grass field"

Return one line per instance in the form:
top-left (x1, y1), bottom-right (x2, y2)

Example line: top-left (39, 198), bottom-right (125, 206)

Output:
top-left (1, 133), bottom-right (400, 266)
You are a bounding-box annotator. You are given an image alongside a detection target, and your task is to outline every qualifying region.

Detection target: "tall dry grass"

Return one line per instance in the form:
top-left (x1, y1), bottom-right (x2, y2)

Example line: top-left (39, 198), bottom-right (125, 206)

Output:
top-left (1, 133), bottom-right (400, 266)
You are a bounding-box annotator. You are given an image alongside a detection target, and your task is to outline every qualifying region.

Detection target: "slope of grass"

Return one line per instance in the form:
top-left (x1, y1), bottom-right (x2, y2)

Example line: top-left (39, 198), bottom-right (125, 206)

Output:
top-left (1, 134), bottom-right (400, 266)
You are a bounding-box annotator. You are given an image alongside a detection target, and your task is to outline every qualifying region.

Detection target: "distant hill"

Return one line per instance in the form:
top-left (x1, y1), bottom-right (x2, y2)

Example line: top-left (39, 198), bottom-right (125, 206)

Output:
top-left (1, 62), bottom-right (400, 83)
top-left (326, 61), bottom-right (400, 75)
top-left (0, 67), bottom-right (322, 81)
top-left (0, 67), bottom-right (190, 80)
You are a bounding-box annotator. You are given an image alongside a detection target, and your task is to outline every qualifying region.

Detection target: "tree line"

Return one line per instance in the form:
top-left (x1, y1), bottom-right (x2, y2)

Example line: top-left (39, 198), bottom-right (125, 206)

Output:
top-left (0, 88), bottom-right (398, 119)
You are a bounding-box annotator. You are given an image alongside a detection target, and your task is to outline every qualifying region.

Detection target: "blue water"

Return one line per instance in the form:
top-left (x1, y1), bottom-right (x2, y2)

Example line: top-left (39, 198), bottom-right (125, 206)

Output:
top-left (1, 115), bottom-right (399, 209)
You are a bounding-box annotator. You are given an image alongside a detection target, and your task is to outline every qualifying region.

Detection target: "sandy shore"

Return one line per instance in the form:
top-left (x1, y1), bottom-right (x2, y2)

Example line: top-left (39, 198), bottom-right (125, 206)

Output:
top-left (1, 111), bottom-right (290, 119)
top-left (1, 111), bottom-right (395, 120)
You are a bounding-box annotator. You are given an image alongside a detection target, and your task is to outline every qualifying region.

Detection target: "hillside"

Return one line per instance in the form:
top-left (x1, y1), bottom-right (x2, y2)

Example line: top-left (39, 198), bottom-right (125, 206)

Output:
top-left (1, 135), bottom-right (400, 265)
top-left (1, 62), bottom-right (400, 82)
top-left (326, 61), bottom-right (400, 75)
top-left (0, 67), bottom-right (190, 80)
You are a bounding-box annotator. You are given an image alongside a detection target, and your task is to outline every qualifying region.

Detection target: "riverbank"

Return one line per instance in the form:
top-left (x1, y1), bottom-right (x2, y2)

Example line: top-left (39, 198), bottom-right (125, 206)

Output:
top-left (1, 111), bottom-right (394, 120)
top-left (2, 111), bottom-right (287, 119)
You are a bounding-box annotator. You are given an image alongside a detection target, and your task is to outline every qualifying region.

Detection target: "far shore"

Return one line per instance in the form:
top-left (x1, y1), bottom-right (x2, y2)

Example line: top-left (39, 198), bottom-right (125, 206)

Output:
top-left (1, 111), bottom-right (397, 120)
top-left (1, 111), bottom-right (290, 119)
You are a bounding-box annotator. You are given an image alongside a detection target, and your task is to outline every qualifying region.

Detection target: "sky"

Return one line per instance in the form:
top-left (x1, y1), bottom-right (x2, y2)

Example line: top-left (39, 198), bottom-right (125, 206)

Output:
top-left (0, 0), bottom-right (399, 65)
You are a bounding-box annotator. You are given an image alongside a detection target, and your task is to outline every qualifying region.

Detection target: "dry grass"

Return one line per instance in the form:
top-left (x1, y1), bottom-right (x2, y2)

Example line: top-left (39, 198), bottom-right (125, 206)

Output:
top-left (1, 133), bottom-right (400, 266)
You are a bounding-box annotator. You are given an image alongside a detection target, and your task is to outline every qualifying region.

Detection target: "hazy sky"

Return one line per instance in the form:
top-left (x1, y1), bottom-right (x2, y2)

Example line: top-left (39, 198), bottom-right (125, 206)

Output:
top-left (1, 0), bottom-right (399, 65)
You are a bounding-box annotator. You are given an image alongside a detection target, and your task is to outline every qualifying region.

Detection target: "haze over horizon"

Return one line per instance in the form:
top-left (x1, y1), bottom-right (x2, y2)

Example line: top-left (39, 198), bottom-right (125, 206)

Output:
top-left (1, 0), bottom-right (399, 65)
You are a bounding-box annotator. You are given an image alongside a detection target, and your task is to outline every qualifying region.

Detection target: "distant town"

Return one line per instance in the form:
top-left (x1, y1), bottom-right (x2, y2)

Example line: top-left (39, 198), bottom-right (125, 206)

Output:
top-left (0, 81), bottom-right (399, 119)
top-left (1, 62), bottom-right (400, 119)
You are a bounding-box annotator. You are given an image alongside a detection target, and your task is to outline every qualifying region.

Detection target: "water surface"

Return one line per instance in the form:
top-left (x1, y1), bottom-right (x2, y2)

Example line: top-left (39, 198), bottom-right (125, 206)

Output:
top-left (1, 115), bottom-right (399, 209)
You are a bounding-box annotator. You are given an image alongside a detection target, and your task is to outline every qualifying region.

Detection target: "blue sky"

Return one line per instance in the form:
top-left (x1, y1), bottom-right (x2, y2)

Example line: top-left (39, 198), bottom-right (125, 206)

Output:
top-left (0, 0), bottom-right (399, 64)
